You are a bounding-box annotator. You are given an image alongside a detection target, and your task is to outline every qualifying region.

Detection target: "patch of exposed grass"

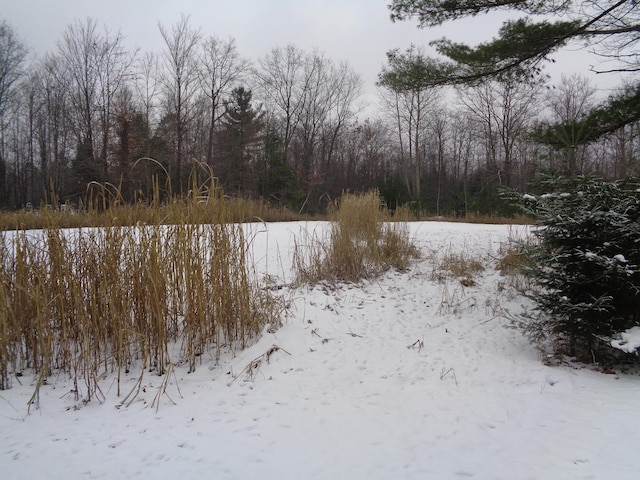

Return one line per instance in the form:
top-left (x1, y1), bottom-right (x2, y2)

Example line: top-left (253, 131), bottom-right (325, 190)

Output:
top-left (496, 243), bottom-right (530, 276)
top-left (494, 230), bottom-right (536, 294)
top-left (430, 248), bottom-right (485, 287)
top-left (294, 191), bottom-right (419, 285)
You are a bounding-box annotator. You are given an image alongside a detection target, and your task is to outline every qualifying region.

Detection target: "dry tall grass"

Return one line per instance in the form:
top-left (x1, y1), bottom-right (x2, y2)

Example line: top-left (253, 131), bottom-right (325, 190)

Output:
top-left (0, 186), bottom-right (302, 232)
top-left (0, 185), bottom-right (283, 404)
top-left (0, 198), bottom-right (302, 232)
top-left (294, 191), bottom-right (419, 285)
top-left (494, 227), bottom-right (536, 294)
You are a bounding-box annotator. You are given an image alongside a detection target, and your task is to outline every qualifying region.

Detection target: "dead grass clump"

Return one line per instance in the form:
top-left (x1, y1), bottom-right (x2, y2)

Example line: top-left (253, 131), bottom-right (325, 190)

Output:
top-left (443, 253), bottom-right (485, 279)
top-left (496, 243), bottom-right (530, 275)
top-left (490, 226), bottom-right (535, 293)
top-left (294, 190), bottom-right (419, 285)
top-left (0, 182), bottom-right (283, 404)
top-left (494, 235), bottom-right (536, 295)
top-left (431, 249), bottom-right (485, 287)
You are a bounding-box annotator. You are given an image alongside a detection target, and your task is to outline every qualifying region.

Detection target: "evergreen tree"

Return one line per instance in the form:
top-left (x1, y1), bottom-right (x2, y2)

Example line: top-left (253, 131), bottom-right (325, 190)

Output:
top-left (115, 110), bottom-right (153, 202)
top-left (255, 127), bottom-right (301, 207)
top-left (69, 137), bottom-right (100, 203)
top-left (511, 176), bottom-right (640, 360)
top-left (385, 1), bottom-right (640, 140)
top-left (217, 87), bottom-right (263, 195)
top-left (534, 83), bottom-right (640, 149)
top-left (377, 167), bottom-right (412, 210)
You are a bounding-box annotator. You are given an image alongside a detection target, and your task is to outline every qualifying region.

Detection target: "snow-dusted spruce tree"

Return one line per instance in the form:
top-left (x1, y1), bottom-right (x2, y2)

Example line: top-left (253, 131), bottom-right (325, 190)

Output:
top-left (514, 176), bottom-right (640, 360)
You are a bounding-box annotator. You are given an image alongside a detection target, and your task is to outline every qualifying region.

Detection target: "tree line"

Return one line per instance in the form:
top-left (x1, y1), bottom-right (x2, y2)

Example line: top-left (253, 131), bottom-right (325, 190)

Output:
top-left (0, 13), bottom-right (638, 214)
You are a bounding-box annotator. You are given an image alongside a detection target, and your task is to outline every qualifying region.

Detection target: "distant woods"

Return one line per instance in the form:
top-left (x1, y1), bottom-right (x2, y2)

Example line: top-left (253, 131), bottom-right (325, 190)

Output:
top-left (0, 16), bottom-right (639, 214)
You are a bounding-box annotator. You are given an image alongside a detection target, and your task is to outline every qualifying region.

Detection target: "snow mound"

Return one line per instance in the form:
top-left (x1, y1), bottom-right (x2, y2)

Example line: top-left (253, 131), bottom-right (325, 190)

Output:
top-left (610, 326), bottom-right (640, 353)
top-left (3, 221), bottom-right (640, 480)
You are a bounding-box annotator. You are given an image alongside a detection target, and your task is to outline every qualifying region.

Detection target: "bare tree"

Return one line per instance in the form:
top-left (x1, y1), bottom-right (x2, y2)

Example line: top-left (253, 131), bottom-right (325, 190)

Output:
top-left (256, 45), bottom-right (308, 164)
top-left (56, 18), bottom-right (102, 182)
top-left (158, 14), bottom-right (202, 190)
top-left (543, 74), bottom-right (597, 176)
top-left (257, 46), bottom-right (362, 204)
top-left (426, 104), bottom-right (449, 215)
top-left (295, 50), bottom-right (330, 184)
top-left (448, 110), bottom-right (477, 214)
top-left (378, 46), bottom-right (443, 201)
top-left (133, 51), bottom-right (160, 131)
top-left (0, 20), bottom-right (28, 206)
top-left (198, 35), bottom-right (250, 173)
top-left (605, 121), bottom-right (640, 178)
top-left (549, 74), bottom-right (596, 123)
top-left (95, 28), bottom-right (136, 181)
top-left (340, 118), bottom-right (391, 192)
top-left (319, 60), bottom-right (363, 174)
top-left (0, 21), bottom-right (26, 119)
top-left (581, 0), bottom-right (640, 75)
top-left (457, 78), bottom-right (542, 188)
top-left (31, 56), bottom-right (74, 202)
top-left (378, 82), bottom-right (438, 200)
top-left (53, 18), bottom-right (135, 197)
top-left (296, 51), bottom-right (362, 186)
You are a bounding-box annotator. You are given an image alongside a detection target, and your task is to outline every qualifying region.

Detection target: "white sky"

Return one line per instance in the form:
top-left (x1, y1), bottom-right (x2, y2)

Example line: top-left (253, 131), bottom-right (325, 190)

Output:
top-left (1, 0), bottom-right (624, 109)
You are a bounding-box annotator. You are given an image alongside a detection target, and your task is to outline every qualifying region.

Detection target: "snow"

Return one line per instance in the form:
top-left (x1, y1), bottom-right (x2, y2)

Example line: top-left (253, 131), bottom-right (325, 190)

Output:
top-left (3, 221), bottom-right (640, 479)
top-left (611, 326), bottom-right (640, 354)
top-left (614, 254), bottom-right (628, 263)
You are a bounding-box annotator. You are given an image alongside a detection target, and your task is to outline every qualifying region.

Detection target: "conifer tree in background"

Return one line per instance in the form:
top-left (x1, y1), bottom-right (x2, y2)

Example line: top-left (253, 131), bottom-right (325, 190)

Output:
top-left (217, 87), bottom-right (263, 195)
top-left (386, 1), bottom-right (640, 142)
top-left (511, 176), bottom-right (640, 360)
top-left (255, 127), bottom-right (301, 208)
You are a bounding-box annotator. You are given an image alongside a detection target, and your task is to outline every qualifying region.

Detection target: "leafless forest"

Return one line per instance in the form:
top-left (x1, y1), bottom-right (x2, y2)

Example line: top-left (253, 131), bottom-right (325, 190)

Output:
top-left (0, 16), bottom-right (637, 214)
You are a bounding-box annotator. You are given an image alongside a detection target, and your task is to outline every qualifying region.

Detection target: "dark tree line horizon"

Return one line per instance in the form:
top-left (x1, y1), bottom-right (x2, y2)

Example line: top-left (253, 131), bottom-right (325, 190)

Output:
top-left (0, 14), bottom-right (639, 215)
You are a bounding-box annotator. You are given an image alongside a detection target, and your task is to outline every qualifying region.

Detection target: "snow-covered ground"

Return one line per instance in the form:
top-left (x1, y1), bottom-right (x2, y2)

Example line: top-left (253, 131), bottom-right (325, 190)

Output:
top-left (2, 221), bottom-right (640, 479)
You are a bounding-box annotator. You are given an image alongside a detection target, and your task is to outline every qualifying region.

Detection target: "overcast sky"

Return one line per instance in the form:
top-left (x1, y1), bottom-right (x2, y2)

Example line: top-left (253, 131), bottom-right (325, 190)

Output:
top-left (1, 0), bottom-right (622, 109)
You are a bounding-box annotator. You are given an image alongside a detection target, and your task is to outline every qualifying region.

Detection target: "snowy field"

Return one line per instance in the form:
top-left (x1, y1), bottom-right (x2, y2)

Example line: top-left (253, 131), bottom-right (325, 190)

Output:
top-left (2, 221), bottom-right (640, 479)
